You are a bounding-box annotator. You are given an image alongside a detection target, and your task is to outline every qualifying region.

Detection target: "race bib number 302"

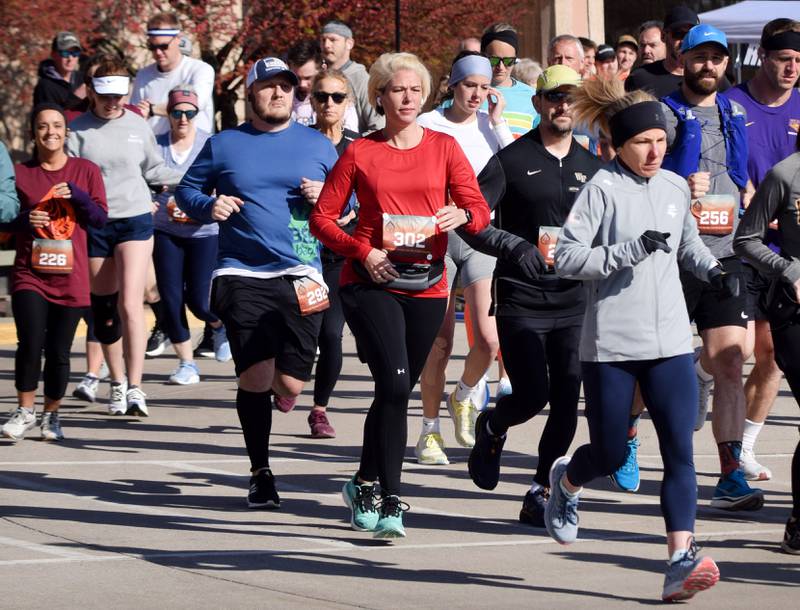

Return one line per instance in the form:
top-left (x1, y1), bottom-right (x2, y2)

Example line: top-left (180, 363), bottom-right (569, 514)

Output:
top-left (32, 238), bottom-right (73, 274)
top-left (382, 213), bottom-right (437, 260)
top-left (691, 194), bottom-right (735, 236)
top-left (293, 277), bottom-right (330, 316)
top-left (537, 225), bottom-right (561, 267)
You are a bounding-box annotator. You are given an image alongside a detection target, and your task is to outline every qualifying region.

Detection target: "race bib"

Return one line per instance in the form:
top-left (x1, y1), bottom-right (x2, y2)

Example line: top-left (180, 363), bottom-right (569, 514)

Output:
top-left (32, 238), bottom-right (73, 274)
top-left (293, 277), bottom-right (330, 316)
top-left (382, 213), bottom-right (437, 261)
top-left (167, 197), bottom-right (195, 224)
top-left (537, 225), bottom-right (561, 267)
top-left (691, 195), bottom-right (735, 236)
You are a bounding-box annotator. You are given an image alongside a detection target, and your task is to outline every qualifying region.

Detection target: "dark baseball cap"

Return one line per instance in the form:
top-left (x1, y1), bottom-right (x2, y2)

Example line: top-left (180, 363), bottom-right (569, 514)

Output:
top-left (52, 31), bottom-right (82, 52)
top-left (664, 6), bottom-right (699, 31)
top-left (596, 44), bottom-right (616, 62)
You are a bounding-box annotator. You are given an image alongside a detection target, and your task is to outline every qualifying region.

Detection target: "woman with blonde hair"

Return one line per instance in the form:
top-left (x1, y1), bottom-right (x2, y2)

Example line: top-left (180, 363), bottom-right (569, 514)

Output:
top-left (548, 78), bottom-right (735, 600)
top-left (311, 52), bottom-right (490, 538)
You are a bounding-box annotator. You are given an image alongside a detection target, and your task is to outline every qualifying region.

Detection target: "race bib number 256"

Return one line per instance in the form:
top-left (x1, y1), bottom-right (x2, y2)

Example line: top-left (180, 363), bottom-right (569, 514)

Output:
top-left (691, 195), bottom-right (735, 236)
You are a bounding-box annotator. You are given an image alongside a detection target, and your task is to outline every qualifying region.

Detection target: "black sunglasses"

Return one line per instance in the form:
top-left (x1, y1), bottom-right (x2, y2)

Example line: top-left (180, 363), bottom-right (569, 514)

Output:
top-left (58, 49), bottom-right (81, 58)
top-left (147, 42), bottom-right (172, 52)
top-left (488, 56), bottom-right (517, 67)
top-left (170, 109), bottom-right (198, 120)
top-left (313, 91), bottom-right (347, 104)
top-left (543, 90), bottom-right (572, 103)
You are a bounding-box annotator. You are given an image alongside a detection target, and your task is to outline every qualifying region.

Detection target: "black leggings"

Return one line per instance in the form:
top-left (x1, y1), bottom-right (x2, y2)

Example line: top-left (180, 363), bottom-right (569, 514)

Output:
top-left (313, 259), bottom-right (346, 406)
top-left (341, 283), bottom-right (446, 496)
top-left (769, 322), bottom-right (800, 519)
top-left (12, 290), bottom-right (83, 400)
top-left (567, 355), bottom-right (697, 532)
top-left (488, 316), bottom-right (582, 487)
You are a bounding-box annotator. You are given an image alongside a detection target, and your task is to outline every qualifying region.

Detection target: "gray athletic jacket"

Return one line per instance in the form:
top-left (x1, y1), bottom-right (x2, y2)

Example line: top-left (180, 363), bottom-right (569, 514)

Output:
top-left (554, 160), bottom-right (719, 362)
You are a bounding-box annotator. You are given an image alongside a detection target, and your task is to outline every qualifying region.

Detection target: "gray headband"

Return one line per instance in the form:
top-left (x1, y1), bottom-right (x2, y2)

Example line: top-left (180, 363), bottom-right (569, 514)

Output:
top-left (448, 55), bottom-right (493, 86)
top-left (322, 22), bottom-right (353, 39)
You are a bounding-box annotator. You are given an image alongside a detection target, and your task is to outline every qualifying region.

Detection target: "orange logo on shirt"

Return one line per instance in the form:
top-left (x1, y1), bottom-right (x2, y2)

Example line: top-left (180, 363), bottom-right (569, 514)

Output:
top-left (789, 119), bottom-right (799, 134)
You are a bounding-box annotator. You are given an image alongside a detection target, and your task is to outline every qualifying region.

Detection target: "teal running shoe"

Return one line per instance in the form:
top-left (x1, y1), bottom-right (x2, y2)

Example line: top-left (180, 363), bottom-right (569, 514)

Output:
top-left (610, 437), bottom-right (640, 492)
top-left (341, 475), bottom-right (379, 531)
top-left (373, 495), bottom-right (409, 539)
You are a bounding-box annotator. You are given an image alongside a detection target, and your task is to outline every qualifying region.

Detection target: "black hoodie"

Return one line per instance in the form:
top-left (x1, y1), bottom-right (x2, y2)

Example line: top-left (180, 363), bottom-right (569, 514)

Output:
top-left (33, 59), bottom-right (84, 109)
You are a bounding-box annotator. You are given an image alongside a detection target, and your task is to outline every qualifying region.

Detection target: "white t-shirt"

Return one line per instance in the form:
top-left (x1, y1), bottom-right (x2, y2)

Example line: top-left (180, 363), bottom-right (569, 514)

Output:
top-left (416, 108), bottom-right (513, 175)
top-left (131, 56), bottom-right (215, 135)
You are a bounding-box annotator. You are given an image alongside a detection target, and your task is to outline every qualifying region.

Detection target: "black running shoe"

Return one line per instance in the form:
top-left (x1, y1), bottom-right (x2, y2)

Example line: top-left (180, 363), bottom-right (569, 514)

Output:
top-left (519, 487), bottom-right (549, 527)
top-left (145, 325), bottom-right (168, 358)
top-left (248, 469), bottom-right (281, 509)
top-left (782, 518), bottom-right (800, 555)
top-left (193, 324), bottom-right (215, 359)
top-left (467, 410), bottom-right (506, 490)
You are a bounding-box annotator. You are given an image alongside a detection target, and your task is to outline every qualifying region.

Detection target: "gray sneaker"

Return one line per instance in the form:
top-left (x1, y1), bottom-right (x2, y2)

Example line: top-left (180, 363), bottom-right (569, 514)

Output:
top-left (73, 374), bottom-right (100, 402)
top-left (108, 381), bottom-right (128, 415)
top-left (2, 407), bottom-right (37, 441)
top-left (662, 541), bottom-right (719, 601)
top-left (40, 412), bottom-right (64, 441)
top-left (545, 455), bottom-right (580, 545)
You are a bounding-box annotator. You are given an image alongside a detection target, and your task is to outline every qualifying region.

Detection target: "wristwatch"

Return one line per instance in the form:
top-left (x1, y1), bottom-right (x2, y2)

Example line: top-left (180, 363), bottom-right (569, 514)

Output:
top-left (463, 209), bottom-right (473, 224)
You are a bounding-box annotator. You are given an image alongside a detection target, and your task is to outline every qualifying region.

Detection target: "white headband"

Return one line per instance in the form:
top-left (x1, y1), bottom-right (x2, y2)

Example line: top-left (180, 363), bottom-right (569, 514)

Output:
top-left (92, 75), bottom-right (130, 96)
top-left (147, 28), bottom-right (180, 37)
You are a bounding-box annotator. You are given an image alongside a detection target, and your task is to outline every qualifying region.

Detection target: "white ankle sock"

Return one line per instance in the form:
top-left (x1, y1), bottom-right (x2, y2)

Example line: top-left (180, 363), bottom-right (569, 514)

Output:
top-left (695, 358), bottom-right (713, 382)
top-left (454, 379), bottom-right (475, 402)
top-left (421, 417), bottom-right (440, 435)
top-left (742, 419), bottom-right (764, 453)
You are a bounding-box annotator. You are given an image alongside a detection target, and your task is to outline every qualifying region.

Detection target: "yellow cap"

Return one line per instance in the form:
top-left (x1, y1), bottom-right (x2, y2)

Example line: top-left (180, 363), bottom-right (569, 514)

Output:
top-left (536, 65), bottom-right (581, 93)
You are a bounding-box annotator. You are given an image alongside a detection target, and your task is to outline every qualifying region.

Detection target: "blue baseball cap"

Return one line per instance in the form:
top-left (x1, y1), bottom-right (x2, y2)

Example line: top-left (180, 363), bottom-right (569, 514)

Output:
top-left (246, 57), bottom-right (299, 88)
top-left (680, 24), bottom-right (730, 55)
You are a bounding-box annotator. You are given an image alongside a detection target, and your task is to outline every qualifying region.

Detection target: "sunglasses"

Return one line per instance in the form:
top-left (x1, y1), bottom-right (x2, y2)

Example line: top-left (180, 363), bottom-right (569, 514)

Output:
top-left (147, 42), bottom-right (172, 52)
top-left (59, 49), bottom-right (81, 58)
top-left (543, 90), bottom-right (572, 103)
top-left (488, 56), bottom-right (517, 68)
top-left (170, 109), bottom-right (198, 120)
top-left (312, 91), bottom-right (347, 104)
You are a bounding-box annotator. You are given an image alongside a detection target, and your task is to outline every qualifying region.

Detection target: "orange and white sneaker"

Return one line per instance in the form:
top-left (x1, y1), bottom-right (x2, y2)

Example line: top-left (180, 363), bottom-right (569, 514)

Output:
top-left (661, 541), bottom-right (719, 602)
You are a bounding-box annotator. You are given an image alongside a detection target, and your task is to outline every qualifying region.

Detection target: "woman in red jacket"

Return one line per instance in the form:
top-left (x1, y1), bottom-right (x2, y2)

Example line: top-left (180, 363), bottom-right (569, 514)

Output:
top-left (310, 52), bottom-right (490, 539)
top-left (0, 104), bottom-right (107, 441)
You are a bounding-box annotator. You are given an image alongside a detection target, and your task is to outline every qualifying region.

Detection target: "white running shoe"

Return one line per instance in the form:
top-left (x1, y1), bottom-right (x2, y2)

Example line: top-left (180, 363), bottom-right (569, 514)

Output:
top-left (447, 391), bottom-right (476, 447)
top-left (741, 448), bottom-right (772, 481)
top-left (415, 432), bottom-right (449, 465)
top-left (1, 407), bottom-right (36, 441)
top-left (168, 361), bottom-right (200, 385)
top-left (72, 374), bottom-right (99, 402)
top-left (40, 412), bottom-right (64, 441)
top-left (694, 347), bottom-right (713, 431)
top-left (126, 386), bottom-right (149, 417)
top-left (108, 381), bottom-right (128, 416)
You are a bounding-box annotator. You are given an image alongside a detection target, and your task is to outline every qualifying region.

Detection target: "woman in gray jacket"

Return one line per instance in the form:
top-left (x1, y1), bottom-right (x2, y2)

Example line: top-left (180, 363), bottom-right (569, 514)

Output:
top-left (547, 78), bottom-right (737, 602)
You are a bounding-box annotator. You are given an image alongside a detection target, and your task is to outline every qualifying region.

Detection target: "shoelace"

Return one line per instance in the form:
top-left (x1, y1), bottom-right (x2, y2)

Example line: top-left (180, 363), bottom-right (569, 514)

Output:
top-left (128, 388), bottom-right (146, 401)
top-left (621, 439), bottom-right (639, 473)
top-left (376, 495), bottom-right (410, 518)
top-left (554, 487), bottom-right (579, 526)
top-left (352, 483), bottom-right (377, 513)
top-left (424, 434), bottom-right (442, 448)
top-left (7, 407), bottom-right (31, 423)
top-left (110, 385), bottom-right (125, 401)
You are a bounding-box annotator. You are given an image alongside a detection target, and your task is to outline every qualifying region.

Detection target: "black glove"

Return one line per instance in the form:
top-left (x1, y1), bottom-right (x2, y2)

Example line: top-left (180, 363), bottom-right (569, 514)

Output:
top-left (509, 242), bottom-right (546, 281)
top-left (639, 230), bottom-right (672, 255)
top-left (708, 265), bottom-right (740, 299)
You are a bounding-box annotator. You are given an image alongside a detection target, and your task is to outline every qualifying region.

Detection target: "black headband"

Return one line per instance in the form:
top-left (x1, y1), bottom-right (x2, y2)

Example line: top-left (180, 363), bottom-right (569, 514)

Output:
top-left (609, 101), bottom-right (667, 149)
top-left (763, 31), bottom-right (800, 51)
top-left (480, 30), bottom-right (519, 53)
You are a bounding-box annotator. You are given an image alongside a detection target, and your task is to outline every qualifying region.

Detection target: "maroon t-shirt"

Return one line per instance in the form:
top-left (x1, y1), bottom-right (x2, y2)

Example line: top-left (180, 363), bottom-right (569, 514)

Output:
top-left (12, 157), bottom-right (107, 307)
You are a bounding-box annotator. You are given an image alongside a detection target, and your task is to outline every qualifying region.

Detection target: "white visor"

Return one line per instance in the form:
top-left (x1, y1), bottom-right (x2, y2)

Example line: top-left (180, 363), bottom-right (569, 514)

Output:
top-left (92, 75), bottom-right (130, 96)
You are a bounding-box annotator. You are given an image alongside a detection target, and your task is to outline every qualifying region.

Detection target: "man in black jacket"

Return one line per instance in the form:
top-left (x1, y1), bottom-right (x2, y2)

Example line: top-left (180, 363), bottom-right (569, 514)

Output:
top-left (33, 32), bottom-right (85, 110)
top-left (458, 65), bottom-right (603, 527)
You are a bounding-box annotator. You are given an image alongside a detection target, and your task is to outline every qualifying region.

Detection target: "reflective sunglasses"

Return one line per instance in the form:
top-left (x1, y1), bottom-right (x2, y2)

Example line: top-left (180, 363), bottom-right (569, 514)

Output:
top-left (59, 49), bottom-right (81, 58)
top-left (147, 42), bottom-right (172, 52)
top-left (488, 56), bottom-right (517, 68)
top-left (312, 91), bottom-right (347, 104)
top-left (170, 109), bottom-right (198, 120)
top-left (543, 90), bottom-right (572, 104)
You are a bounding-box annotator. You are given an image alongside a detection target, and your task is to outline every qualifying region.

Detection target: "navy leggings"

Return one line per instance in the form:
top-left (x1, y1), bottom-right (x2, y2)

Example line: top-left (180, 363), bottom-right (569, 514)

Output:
top-left (153, 231), bottom-right (219, 344)
top-left (566, 354), bottom-right (697, 532)
top-left (313, 259), bottom-right (346, 406)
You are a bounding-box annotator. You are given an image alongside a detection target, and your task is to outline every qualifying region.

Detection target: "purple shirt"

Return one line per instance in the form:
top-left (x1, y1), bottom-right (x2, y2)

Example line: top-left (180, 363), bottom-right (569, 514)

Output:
top-left (725, 84), bottom-right (800, 188)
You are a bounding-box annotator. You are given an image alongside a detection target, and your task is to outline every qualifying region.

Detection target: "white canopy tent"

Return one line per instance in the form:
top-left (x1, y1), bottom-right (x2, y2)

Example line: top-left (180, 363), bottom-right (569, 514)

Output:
top-left (698, 0), bottom-right (800, 72)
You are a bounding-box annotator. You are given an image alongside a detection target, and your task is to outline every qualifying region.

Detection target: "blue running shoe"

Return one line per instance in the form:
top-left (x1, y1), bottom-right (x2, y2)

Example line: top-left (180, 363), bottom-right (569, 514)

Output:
top-left (495, 377), bottom-right (512, 403)
top-left (373, 495), bottom-right (409, 539)
top-left (662, 540), bottom-right (719, 601)
top-left (610, 437), bottom-right (640, 492)
top-left (213, 325), bottom-right (232, 363)
top-left (544, 456), bottom-right (580, 545)
top-left (341, 475), bottom-right (379, 531)
top-left (710, 468), bottom-right (764, 511)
